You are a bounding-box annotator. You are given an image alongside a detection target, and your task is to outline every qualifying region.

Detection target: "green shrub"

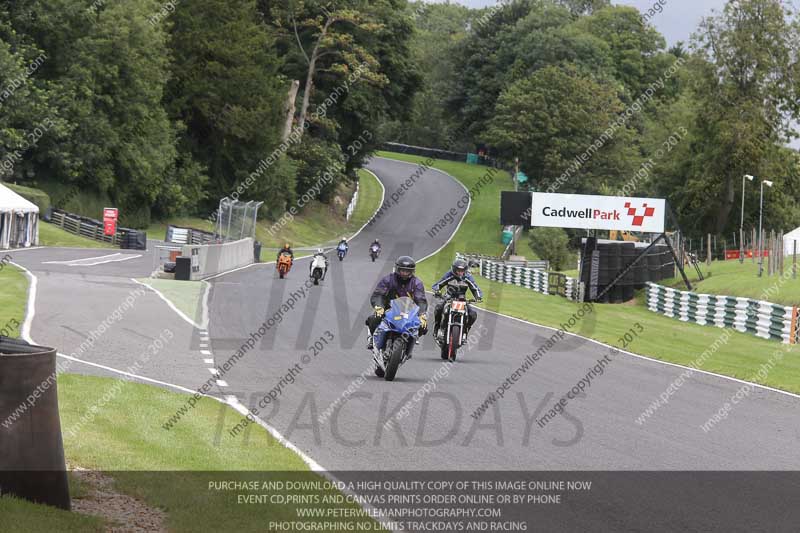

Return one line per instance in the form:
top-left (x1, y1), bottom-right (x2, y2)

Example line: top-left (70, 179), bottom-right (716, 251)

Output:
top-left (3, 182), bottom-right (51, 212)
top-left (528, 227), bottom-right (572, 270)
top-left (29, 179), bottom-right (112, 220)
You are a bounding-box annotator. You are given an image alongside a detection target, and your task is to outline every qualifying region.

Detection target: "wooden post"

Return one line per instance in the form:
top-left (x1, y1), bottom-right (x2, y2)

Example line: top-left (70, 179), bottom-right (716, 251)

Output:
top-left (707, 233), bottom-right (712, 266)
top-left (767, 232), bottom-right (772, 276)
top-left (723, 239), bottom-right (727, 260)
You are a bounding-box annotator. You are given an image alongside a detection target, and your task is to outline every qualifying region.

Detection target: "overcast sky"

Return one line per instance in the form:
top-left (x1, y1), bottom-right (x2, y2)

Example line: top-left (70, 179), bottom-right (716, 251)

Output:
top-left (446, 0), bottom-right (727, 45)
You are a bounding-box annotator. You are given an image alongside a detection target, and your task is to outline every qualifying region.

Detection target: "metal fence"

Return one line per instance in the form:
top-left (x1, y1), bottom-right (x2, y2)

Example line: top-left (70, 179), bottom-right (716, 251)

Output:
top-left (215, 198), bottom-right (262, 242)
top-left (646, 282), bottom-right (798, 344)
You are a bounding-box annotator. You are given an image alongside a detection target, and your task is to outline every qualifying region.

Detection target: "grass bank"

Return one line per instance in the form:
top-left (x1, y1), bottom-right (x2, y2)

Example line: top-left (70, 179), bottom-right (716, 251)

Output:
top-left (39, 222), bottom-right (115, 249)
top-left (378, 151), bottom-right (800, 395)
top-left (0, 263), bottom-right (27, 337)
top-left (146, 169), bottom-right (382, 261)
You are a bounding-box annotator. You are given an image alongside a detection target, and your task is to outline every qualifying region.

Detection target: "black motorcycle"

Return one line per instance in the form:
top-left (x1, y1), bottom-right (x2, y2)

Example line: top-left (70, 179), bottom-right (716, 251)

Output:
top-left (435, 282), bottom-right (476, 361)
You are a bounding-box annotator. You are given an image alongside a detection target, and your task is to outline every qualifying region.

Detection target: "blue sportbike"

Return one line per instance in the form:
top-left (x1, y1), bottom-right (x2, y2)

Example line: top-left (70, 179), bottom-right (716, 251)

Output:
top-left (372, 297), bottom-right (421, 381)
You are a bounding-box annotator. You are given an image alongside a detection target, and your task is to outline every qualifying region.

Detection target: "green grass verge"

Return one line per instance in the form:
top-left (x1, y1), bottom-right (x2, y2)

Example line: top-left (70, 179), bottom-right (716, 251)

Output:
top-left (0, 263), bottom-right (27, 337)
top-left (135, 278), bottom-right (205, 326)
top-left (58, 374), bottom-right (376, 532)
top-left (0, 496), bottom-right (105, 532)
top-left (146, 169), bottom-right (382, 263)
top-left (662, 258), bottom-right (800, 306)
top-left (39, 222), bottom-right (115, 249)
top-left (378, 151), bottom-right (800, 394)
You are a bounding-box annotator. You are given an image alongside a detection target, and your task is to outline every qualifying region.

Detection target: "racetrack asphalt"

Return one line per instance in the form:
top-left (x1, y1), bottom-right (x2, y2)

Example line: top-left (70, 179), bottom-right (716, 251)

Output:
top-left (5, 156), bottom-right (800, 473)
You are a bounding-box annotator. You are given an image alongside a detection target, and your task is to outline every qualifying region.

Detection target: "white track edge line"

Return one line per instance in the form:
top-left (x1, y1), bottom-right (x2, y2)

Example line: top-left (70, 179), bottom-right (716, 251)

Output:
top-left (10, 261), bottom-right (37, 343)
top-left (371, 156), bottom-right (470, 264)
top-left (42, 252), bottom-right (123, 265)
top-left (348, 168), bottom-right (387, 242)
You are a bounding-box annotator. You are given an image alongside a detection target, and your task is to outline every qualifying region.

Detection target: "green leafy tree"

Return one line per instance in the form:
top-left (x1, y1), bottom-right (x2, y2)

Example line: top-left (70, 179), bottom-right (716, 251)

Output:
top-left (485, 64), bottom-right (639, 193)
top-left (166, 0), bottom-right (292, 214)
top-left (677, 0), bottom-right (800, 234)
top-left (4, 0), bottom-right (190, 226)
top-left (528, 227), bottom-right (572, 270)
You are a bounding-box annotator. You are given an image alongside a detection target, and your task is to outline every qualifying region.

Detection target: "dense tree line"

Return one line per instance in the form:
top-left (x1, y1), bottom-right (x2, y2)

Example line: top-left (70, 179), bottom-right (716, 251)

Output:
top-left (0, 0), bottom-right (419, 226)
top-left (386, 0), bottom-right (800, 238)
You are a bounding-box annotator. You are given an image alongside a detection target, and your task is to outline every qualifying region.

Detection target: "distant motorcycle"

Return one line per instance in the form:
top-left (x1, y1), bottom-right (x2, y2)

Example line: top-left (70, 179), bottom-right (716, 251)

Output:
top-left (369, 244), bottom-right (381, 262)
top-left (277, 252), bottom-right (293, 279)
top-left (310, 255), bottom-right (327, 285)
top-left (337, 243), bottom-right (348, 261)
top-left (435, 283), bottom-right (475, 361)
top-left (372, 297), bottom-right (421, 381)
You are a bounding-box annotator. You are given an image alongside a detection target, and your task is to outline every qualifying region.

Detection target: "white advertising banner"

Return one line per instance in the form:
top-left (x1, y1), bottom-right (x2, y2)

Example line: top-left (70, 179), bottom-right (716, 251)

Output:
top-left (530, 193), bottom-right (666, 233)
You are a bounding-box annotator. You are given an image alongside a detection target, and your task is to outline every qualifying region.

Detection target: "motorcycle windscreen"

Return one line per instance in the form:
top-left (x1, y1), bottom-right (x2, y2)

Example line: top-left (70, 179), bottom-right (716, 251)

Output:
top-left (386, 297), bottom-right (421, 331)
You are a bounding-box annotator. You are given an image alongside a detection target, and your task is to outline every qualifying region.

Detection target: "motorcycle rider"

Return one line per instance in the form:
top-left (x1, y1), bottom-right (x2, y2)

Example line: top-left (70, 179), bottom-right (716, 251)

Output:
top-left (369, 239), bottom-right (381, 258)
top-left (432, 258), bottom-right (483, 342)
top-left (277, 242), bottom-right (294, 262)
top-left (366, 256), bottom-right (428, 350)
top-left (337, 237), bottom-right (349, 257)
top-left (309, 248), bottom-right (329, 280)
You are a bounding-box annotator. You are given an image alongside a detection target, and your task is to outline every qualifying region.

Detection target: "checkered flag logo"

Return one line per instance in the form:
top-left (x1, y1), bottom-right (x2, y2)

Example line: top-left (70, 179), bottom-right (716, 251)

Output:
top-left (624, 202), bottom-right (656, 226)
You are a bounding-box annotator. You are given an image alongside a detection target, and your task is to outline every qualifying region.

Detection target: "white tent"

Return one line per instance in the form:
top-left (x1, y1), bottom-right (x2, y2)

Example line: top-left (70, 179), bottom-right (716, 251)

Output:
top-left (0, 182), bottom-right (39, 249)
top-left (783, 227), bottom-right (800, 256)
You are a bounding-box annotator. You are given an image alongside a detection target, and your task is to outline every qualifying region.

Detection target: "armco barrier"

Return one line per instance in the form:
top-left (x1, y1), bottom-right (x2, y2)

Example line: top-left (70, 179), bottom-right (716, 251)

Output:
top-left (182, 237), bottom-right (254, 280)
top-left (0, 337), bottom-right (70, 510)
top-left (646, 282), bottom-right (798, 344)
top-left (48, 209), bottom-right (146, 250)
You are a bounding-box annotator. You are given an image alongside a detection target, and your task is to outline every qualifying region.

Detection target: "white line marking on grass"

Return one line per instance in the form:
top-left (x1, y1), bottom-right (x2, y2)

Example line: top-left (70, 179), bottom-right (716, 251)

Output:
top-left (56, 353), bottom-right (201, 395)
top-left (199, 280), bottom-right (210, 330)
top-left (49, 354), bottom-right (339, 482)
top-left (348, 168), bottom-right (386, 242)
top-left (131, 278), bottom-right (201, 329)
top-left (9, 261), bottom-right (37, 343)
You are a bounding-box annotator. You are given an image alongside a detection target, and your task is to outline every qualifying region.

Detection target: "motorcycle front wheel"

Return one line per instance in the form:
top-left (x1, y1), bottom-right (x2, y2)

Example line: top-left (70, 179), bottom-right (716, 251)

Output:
top-left (447, 324), bottom-right (461, 362)
top-left (384, 336), bottom-right (406, 381)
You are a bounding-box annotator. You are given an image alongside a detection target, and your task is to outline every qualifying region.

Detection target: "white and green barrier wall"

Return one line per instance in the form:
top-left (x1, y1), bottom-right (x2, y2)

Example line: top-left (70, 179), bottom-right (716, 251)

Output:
top-left (457, 253), bottom-right (582, 301)
top-left (646, 282), bottom-right (799, 344)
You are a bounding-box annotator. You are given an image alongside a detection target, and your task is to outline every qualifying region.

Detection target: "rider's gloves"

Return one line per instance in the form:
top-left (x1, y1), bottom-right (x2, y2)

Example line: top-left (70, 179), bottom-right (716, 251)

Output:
top-left (434, 290), bottom-right (442, 298)
top-left (419, 314), bottom-right (428, 329)
top-left (374, 306), bottom-right (385, 317)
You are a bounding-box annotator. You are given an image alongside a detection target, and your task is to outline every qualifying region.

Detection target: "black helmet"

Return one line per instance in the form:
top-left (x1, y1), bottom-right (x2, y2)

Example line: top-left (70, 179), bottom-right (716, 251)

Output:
top-left (452, 258), bottom-right (468, 280)
top-left (394, 255), bottom-right (416, 282)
